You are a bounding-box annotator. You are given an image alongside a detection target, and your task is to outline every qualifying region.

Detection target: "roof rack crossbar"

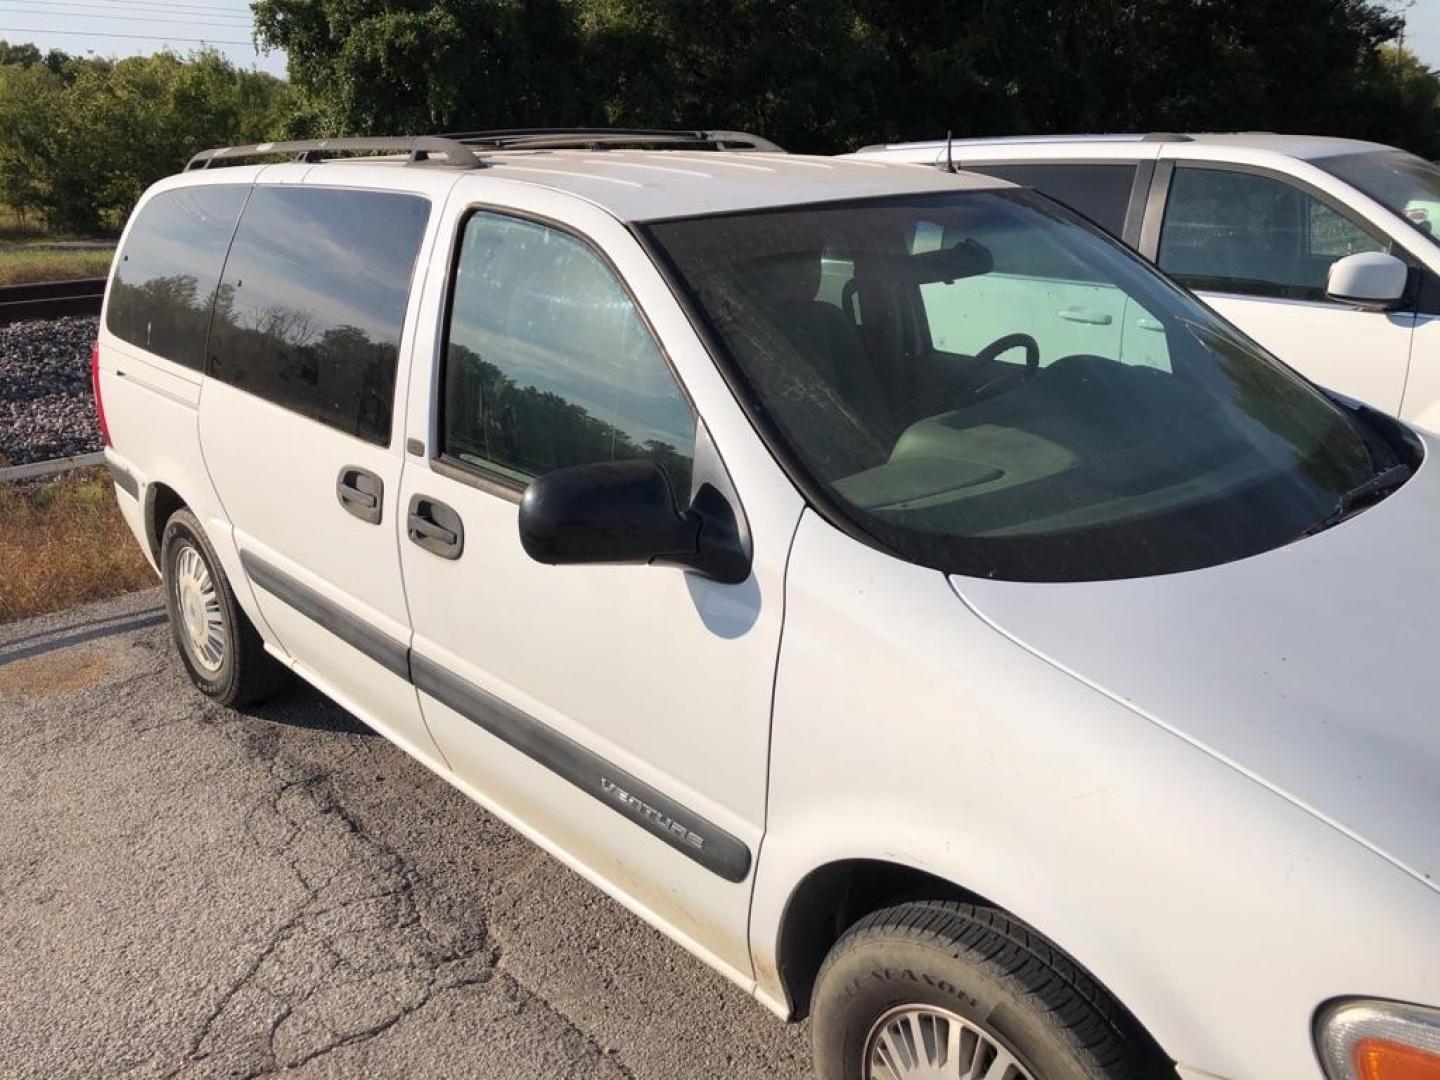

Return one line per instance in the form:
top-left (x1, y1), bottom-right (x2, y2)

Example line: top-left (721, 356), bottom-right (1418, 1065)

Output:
top-left (438, 127), bottom-right (784, 153)
top-left (185, 136), bottom-right (480, 171)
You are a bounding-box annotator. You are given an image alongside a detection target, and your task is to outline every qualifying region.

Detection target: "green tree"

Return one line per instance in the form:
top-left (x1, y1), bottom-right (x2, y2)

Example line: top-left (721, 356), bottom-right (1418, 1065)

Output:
top-left (0, 40), bottom-right (42, 67)
top-left (253, 0), bottom-right (1440, 159)
top-left (844, 0), bottom-right (1419, 146)
top-left (252, 0), bottom-right (593, 135)
top-left (0, 61), bottom-right (60, 227)
top-left (1361, 43), bottom-right (1440, 157)
top-left (577, 0), bottom-right (886, 151)
top-left (0, 45), bottom-right (294, 233)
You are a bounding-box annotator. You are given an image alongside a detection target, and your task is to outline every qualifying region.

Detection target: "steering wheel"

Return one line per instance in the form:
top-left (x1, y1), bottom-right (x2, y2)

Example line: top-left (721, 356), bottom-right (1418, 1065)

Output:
top-left (976, 332), bottom-right (1040, 377)
top-left (970, 332), bottom-right (1040, 401)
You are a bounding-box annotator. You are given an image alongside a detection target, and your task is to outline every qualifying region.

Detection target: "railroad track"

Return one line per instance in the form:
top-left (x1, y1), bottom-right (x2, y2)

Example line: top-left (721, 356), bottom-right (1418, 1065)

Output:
top-left (0, 277), bottom-right (106, 325)
top-left (0, 452), bottom-right (106, 484)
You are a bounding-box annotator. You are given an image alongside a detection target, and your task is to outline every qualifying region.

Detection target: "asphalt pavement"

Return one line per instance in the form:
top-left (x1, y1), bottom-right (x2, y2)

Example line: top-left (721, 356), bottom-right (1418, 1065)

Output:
top-left (0, 588), bottom-right (811, 1079)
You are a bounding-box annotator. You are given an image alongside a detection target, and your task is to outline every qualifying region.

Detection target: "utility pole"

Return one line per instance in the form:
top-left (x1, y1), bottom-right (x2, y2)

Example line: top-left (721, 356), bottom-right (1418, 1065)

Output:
top-left (1395, 0), bottom-right (1416, 67)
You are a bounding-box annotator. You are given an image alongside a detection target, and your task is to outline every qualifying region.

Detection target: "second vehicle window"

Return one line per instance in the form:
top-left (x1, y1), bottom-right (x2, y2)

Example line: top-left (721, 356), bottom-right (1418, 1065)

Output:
top-left (441, 212), bottom-right (696, 499)
top-left (1157, 167), bottom-right (1384, 302)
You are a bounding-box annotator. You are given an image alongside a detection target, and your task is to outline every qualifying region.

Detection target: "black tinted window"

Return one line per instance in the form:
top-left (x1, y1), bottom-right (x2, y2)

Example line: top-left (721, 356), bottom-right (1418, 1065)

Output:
top-left (442, 211), bottom-right (696, 497)
top-left (107, 185), bottom-right (248, 369)
top-left (969, 163), bottom-right (1136, 237)
top-left (208, 186), bottom-right (429, 445)
top-left (1158, 167), bottom-right (1383, 301)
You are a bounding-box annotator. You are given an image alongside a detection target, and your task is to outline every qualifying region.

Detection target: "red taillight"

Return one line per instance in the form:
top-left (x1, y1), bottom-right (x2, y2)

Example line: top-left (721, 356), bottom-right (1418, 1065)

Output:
top-left (90, 340), bottom-right (111, 447)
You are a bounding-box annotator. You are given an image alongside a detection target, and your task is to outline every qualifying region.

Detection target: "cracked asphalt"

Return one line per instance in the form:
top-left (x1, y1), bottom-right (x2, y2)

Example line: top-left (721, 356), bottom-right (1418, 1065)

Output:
top-left (0, 588), bottom-right (811, 1079)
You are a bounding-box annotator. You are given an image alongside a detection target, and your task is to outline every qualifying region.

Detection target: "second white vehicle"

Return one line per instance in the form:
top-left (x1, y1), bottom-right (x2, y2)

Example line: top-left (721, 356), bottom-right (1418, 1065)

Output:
top-left (854, 132), bottom-right (1440, 432)
top-left (98, 130), bottom-right (1440, 1080)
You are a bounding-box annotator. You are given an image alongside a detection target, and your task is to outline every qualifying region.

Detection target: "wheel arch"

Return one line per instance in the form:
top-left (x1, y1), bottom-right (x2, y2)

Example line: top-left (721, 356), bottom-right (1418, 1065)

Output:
top-left (774, 857), bottom-right (981, 1021)
top-left (144, 479), bottom-right (281, 654)
top-left (777, 864), bottom-right (979, 1025)
top-left (143, 480), bottom-right (188, 564)
top-left (769, 856), bottom-right (1172, 1073)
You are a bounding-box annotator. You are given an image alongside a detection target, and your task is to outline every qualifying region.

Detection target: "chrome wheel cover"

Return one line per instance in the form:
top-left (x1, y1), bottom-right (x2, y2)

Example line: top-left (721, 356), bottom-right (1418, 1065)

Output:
top-left (173, 543), bottom-right (225, 673)
top-left (864, 1005), bottom-right (1035, 1080)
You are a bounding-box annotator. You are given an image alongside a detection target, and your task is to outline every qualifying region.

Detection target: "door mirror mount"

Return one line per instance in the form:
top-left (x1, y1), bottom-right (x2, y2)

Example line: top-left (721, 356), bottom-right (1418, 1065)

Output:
top-left (659, 479), bottom-right (752, 585)
top-left (1326, 251), bottom-right (1408, 311)
top-left (518, 460), bottom-right (751, 584)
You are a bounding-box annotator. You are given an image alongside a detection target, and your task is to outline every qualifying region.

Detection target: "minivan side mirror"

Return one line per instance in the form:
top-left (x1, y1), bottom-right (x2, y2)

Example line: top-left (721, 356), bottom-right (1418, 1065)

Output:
top-left (518, 460), bottom-right (751, 584)
top-left (1326, 251), bottom-right (1408, 311)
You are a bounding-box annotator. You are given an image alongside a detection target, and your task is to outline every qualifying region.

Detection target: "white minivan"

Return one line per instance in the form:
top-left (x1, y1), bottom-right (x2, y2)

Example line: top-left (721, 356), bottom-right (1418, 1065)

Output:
top-left (853, 133), bottom-right (1440, 431)
top-left (98, 130), bottom-right (1440, 1080)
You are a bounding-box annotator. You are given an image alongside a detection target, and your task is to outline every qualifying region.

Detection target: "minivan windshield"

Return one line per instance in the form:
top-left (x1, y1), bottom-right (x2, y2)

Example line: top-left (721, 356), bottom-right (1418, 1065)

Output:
top-left (1316, 149), bottom-right (1440, 245)
top-left (645, 191), bottom-right (1393, 581)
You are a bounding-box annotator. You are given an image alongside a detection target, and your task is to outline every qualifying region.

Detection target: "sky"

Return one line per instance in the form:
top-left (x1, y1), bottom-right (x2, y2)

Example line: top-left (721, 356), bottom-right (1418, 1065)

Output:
top-left (0, 0), bottom-right (1439, 84)
top-left (1402, 0), bottom-right (1440, 69)
top-left (0, 0), bottom-right (286, 76)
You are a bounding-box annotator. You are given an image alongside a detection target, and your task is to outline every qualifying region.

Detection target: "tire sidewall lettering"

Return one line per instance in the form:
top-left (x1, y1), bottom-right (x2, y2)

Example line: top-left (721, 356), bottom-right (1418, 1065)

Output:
top-left (838, 966), bottom-right (977, 1010)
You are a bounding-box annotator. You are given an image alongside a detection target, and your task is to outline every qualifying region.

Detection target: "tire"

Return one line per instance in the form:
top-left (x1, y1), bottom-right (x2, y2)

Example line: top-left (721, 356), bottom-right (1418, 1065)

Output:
top-left (160, 508), bottom-right (286, 707)
top-left (811, 901), bottom-right (1171, 1080)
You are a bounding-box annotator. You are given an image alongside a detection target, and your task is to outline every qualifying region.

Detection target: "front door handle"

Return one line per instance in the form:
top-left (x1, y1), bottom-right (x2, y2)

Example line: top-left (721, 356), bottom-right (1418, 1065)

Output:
top-left (336, 466), bottom-right (383, 524)
top-left (407, 495), bottom-right (464, 559)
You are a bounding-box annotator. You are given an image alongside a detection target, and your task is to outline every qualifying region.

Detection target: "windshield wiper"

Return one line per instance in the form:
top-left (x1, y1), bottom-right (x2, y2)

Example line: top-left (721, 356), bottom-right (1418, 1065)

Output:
top-left (1301, 463), bottom-right (1413, 537)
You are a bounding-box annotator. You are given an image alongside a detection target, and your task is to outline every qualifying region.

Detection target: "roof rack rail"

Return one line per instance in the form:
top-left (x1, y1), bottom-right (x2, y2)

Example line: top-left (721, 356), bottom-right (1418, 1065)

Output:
top-left (185, 136), bottom-right (479, 171)
top-left (1140, 132), bottom-right (1194, 142)
top-left (438, 127), bottom-right (785, 153)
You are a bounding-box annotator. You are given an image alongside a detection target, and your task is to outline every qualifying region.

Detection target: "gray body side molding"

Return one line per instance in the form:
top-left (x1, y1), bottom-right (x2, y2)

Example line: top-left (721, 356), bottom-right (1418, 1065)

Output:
top-left (238, 551), bottom-right (753, 882)
top-left (410, 654), bottom-right (753, 883)
top-left (239, 550), bottom-right (411, 679)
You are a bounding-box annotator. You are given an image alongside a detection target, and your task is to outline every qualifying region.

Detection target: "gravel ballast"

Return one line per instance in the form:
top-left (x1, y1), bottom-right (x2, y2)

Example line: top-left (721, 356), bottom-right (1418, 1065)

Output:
top-left (0, 316), bottom-right (102, 466)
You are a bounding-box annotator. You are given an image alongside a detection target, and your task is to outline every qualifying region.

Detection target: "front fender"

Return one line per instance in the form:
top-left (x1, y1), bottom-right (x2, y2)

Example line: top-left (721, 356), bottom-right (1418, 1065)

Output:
top-left (753, 511), bottom-right (1440, 1080)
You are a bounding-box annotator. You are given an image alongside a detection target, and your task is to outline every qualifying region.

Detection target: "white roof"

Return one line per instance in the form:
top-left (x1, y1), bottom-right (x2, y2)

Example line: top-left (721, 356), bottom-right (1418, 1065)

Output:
top-left (864, 132), bottom-right (1395, 161)
top-left (460, 149), bottom-right (1009, 221)
top-left (1179, 132), bottom-right (1392, 158)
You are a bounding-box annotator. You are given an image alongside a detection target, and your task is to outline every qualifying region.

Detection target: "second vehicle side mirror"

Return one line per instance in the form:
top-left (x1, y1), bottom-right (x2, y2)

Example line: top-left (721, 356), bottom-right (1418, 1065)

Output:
top-left (518, 460), bottom-right (751, 584)
top-left (1326, 251), bottom-right (1408, 311)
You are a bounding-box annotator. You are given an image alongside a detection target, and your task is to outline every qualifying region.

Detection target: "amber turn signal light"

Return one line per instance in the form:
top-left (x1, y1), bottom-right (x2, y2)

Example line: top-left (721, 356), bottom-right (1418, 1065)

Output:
top-left (1353, 1038), bottom-right (1440, 1080)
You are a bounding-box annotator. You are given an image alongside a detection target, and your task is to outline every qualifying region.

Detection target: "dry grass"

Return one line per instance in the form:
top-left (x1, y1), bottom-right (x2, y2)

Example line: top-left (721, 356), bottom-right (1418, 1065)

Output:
top-left (0, 468), bottom-right (157, 623)
top-left (0, 207), bottom-right (112, 245)
top-left (0, 246), bottom-right (113, 286)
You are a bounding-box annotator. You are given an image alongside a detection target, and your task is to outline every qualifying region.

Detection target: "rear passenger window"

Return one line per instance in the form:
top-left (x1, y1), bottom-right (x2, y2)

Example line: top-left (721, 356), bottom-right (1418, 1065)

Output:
top-left (107, 186), bottom-right (248, 370)
top-left (207, 187), bottom-right (429, 445)
top-left (967, 163), bottom-right (1137, 238)
top-left (441, 211), bottom-right (696, 497)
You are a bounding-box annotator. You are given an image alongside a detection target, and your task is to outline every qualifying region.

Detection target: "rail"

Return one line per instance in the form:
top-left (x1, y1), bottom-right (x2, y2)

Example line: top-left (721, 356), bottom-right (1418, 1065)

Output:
top-left (0, 277), bottom-right (106, 325)
top-left (0, 452), bottom-right (106, 485)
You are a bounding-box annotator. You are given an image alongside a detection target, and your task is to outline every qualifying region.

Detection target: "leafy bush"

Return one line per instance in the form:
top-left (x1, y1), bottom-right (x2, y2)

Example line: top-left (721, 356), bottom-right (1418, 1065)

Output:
top-left (0, 47), bottom-right (293, 234)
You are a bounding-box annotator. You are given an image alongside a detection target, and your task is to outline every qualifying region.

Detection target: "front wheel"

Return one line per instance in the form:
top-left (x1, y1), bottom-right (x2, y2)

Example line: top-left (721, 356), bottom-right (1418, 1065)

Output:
top-left (160, 508), bottom-right (285, 707)
top-left (811, 901), bottom-right (1171, 1080)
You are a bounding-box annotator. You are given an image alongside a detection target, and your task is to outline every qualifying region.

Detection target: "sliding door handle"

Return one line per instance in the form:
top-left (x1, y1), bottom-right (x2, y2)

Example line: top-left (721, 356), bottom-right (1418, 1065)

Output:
top-left (407, 495), bottom-right (464, 559)
top-left (336, 466), bottom-right (383, 524)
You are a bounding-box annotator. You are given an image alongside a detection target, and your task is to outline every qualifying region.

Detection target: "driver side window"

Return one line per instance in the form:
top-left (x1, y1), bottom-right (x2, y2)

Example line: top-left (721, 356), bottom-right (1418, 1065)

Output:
top-left (914, 218), bottom-right (1171, 373)
top-left (441, 211), bottom-right (697, 498)
top-left (1157, 166), bottom-right (1384, 302)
